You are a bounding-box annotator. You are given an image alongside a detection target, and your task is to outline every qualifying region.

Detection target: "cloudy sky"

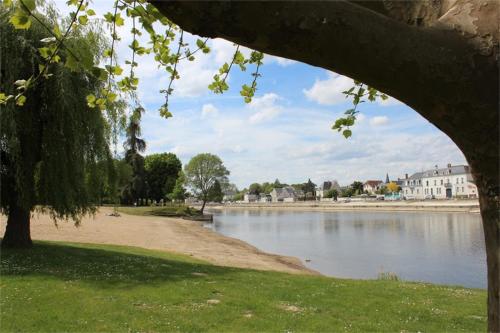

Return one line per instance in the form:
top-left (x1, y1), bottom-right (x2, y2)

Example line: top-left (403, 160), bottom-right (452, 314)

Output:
top-left (55, 1), bottom-right (467, 189)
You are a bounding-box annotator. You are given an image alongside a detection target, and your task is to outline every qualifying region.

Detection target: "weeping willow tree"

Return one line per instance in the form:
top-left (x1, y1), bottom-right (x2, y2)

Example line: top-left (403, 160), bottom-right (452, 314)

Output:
top-left (0, 7), bottom-right (118, 247)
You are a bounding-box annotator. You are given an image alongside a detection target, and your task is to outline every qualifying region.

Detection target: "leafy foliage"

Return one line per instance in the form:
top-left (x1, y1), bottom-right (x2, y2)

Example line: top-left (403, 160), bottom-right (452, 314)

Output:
top-left (144, 153), bottom-right (182, 202)
top-left (184, 153), bottom-right (229, 212)
top-left (0, 7), bottom-right (115, 222)
top-left (121, 107), bottom-right (148, 205)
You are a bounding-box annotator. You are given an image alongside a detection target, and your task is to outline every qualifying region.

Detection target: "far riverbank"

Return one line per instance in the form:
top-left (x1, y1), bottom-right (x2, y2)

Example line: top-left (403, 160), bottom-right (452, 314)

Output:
top-left (198, 199), bottom-right (480, 213)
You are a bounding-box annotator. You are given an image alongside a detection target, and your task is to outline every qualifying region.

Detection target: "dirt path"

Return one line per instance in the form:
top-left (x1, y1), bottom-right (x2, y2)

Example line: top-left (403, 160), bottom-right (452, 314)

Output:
top-left (0, 207), bottom-right (315, 275)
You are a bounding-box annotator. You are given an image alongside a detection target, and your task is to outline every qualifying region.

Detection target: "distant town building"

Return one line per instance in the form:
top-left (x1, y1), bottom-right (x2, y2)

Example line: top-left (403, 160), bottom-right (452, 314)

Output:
top-left (270, 186), bottom-right (301, 202)
top-left (243, 193), bottom-right (259, 203)
top-left (258, 193), bottom-right (272, 203)
top-left (223, 190), bottom-right (236, 202)
top-left (401, 164), bottom-right (477, 199)
top-left (363, 180), bottom-right (384, 194)
top-left (316, 180), bottom-right (341, 199)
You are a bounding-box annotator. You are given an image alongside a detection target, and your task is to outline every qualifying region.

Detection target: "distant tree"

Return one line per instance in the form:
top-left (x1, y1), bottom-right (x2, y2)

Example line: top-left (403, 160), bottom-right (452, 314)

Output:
top-left (122, 107), bottom-right (148, 205)
top-left (233, 192), bottom-right (244, 201)
top-left (325, 189), bottom-right (339, 201)
top-left (273, 179), bottom-right (283, 189)
top-left (376, 186), bottom-right (388, 195)
top-left (351, 181), bottom-right (364, 195)
top-left (168, 170), bottom-right (187, 202)
top-left (184, 153), bottom-right (229, 213)
top-left (248, 183), bottom-right (262, 195)
top-left (145, 153), bottom-right (182, 202)
top-left (386, 182), bottom-right (399, 193)
top-left (261, 182), bottom-right (274, 194)
top-left (303, 179), bottom-right (316, 199)
top-left (341, 188), bottom-right (354, 198)
top-left (208, 180), bottom-right (224, 203)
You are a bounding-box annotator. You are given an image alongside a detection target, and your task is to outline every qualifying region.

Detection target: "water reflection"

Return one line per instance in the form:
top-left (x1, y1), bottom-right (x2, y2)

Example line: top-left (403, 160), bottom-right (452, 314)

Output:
top-left (207, 209), bottom-right (486, 288)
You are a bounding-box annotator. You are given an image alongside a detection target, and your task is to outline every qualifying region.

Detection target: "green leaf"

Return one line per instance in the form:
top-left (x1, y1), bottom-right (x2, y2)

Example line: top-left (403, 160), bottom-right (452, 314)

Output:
top-left (9, 10), bottom-right (31, 29)
top-left (15, 94), bottom-right (26, 106)
top-left (342, 129), bottom-right (352, 138)
top-left (114, 13), bottom-right (124, 26)
top-left (159, 106), bottom-right (172, 118)
top-left (78, 15), bottom-right (88, 25)
top-left (22, 0), bottom-right (36, 11)
top-left (86, 94), bottom-right (96, 107)
top-left (86, 9), bottom-right (96, 16)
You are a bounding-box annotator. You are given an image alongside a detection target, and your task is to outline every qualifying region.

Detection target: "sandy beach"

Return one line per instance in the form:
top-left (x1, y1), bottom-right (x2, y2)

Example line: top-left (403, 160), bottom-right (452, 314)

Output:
top-left (0, 207), bottom-right (315, 275)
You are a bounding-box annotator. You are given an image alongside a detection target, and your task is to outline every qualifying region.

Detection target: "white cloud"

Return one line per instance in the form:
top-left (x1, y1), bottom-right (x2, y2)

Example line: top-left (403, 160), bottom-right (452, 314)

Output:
top-left (201, 104), bottom-right (219, 118)
top-left (370, 116), bottom-right (389, 126)
top-left (247, 93), bottom-right (283, 124)
top-left (304, 71), bottom-right (404, 108)
top-left (303, 72), bottom-right (354, 105)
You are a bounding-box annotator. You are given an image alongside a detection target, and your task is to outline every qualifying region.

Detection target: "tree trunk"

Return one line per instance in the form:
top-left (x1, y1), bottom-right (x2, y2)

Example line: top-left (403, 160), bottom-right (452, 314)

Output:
top-left (1, 204), bottom-right (32, 248)
top-left (200, 199), bottom-right (207, 215)
top-left (475, 168), bottom-right (500, 332)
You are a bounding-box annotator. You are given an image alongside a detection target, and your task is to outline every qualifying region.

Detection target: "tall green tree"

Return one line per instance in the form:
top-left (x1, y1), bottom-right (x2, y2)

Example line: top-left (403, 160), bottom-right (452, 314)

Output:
top-left (184, 153), bottom-right (229, 214)
top-left (121, 107), bottom-right (148, 205)
top-left (248, 183), bottom-right (262, 195)
top-left (168, 170), bottom-right (187, 202)
top-left (0, 8), bottom-right (116, 247)
top-left (208, 179), bottom-right (223, 203)
top-left (351, 181), bottom-right (364, 195)
top-left (144, 153), bottom-right (181, 202)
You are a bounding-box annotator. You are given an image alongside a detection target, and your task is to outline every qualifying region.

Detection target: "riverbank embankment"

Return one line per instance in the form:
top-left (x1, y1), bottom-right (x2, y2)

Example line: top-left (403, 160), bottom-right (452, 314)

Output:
top-left (201, 199), bottom-right (480, 213)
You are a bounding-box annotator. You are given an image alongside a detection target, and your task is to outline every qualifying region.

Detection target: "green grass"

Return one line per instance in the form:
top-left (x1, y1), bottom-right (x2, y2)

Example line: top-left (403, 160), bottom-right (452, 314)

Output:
top-left (1, 241), bottom-right (486, 332)
top-left (116, 205), bottom-right (202, 218)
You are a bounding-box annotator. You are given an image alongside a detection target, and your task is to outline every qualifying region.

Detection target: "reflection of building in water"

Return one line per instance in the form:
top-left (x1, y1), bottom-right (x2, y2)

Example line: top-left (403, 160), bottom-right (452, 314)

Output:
top-left (401, 164), bottom-right (477, 199)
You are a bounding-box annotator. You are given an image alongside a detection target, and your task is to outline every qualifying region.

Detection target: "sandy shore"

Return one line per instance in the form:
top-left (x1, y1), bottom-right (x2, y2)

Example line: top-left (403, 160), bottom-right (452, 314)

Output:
top-left (204, 199), bottom-right (480, 213)
top-left (0, 207), bottom-right (315, 275)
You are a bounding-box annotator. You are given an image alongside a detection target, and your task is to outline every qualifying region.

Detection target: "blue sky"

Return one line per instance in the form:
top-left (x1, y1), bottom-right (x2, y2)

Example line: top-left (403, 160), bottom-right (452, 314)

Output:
top-left (55, 1), bottom-right (467, 189)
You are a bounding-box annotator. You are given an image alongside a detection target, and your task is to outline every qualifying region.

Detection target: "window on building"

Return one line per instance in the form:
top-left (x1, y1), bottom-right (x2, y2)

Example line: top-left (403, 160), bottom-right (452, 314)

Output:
top-left (426, 180), bottom-right (429, 186)
top-left (440, 179), bottom-right (443, 185)
top-left (434, 180), bottom-right (436, 186)
top-left (461, 177), bottom-right (464, 184)
top-left (456, 178), bottom-right (459, 184)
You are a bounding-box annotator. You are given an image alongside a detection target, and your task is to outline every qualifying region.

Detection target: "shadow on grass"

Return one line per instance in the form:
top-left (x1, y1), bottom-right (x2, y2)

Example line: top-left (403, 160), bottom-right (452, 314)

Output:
top-left (0, 241), bottom-right (236, 289)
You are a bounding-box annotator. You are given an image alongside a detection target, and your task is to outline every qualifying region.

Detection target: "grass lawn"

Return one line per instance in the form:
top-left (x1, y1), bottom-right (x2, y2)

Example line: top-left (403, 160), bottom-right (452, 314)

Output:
top-left (116, 205), bottom-right (202, 218)
top-left (1, 241), bottom-right (486, 332)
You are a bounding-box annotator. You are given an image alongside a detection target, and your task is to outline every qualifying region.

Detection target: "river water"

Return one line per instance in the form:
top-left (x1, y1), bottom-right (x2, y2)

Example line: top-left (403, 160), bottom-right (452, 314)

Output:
top-left (206, 209), bottom-right (486, 289)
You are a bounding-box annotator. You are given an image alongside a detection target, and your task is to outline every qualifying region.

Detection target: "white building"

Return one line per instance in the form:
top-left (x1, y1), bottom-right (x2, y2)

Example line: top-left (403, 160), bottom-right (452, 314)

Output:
top-left (402, 164), bottom-right (477, 199)
top-left (243, 193), bottom-right (259, 203)
top-left (363, 180), bottom-right (384, 194)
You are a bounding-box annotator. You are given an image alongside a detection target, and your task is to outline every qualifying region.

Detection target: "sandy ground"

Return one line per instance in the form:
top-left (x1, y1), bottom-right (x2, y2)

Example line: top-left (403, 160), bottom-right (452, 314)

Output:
top-left (0, 207), bottom-right (315, 275)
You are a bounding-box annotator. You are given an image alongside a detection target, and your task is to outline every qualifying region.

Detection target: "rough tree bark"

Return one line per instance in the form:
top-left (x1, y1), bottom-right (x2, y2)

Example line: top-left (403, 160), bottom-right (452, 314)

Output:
top-left (151, 1), bottom-right (499, 331)
top-left (2, 204), bottom-right (32, 248)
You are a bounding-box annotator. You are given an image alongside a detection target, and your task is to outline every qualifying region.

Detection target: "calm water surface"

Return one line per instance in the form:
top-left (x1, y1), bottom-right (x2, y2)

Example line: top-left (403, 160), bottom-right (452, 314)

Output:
top-left (206, 209), bottom-right (486, 289)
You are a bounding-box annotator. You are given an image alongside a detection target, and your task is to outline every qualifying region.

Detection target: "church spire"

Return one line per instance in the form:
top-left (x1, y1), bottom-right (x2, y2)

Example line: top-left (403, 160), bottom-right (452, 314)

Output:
top-left (385, 173), bottom-right (390, 183)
